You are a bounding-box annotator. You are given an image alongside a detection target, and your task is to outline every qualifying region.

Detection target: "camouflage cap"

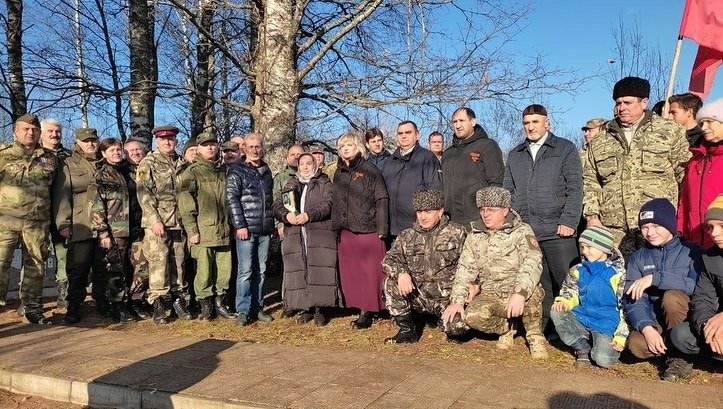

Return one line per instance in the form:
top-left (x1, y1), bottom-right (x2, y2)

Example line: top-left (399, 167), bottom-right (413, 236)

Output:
top-left (152, 125), bottom-right (179, 138)
top-left (15, 113), bottom-right (40, 128)
top-left (411, 189), bottom-right (445, 211)
top-left (182, 138), bottom-right (197, 153)
top-left (75, 127), bottom-right (98, 141)
top-left (475, 186), bottom-right (511, 208)
top-left (221, 141), bottom-right (239, 151)
top-left (581, 118), bottom-right (607, 131)
top-left (196, 132), bottom-right (217, 145)
top-left (307, 143), bottom-right (325, 153)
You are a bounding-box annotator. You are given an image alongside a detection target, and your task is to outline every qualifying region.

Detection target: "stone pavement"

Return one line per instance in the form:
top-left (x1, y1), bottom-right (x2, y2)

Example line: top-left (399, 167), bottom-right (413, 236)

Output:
top-left (0, 323), bottom-right (721, 409)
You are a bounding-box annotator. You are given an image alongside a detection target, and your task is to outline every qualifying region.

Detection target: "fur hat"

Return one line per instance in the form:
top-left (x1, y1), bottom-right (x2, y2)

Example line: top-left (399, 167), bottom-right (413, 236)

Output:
top-left (475, 186), bottom-right (511, 208)
top-left (412, 189), bottom-right (445, 211)
top-left (696, 97), bottom-right (723, 123)
top-left (613, 76), bottom-right (650, 100)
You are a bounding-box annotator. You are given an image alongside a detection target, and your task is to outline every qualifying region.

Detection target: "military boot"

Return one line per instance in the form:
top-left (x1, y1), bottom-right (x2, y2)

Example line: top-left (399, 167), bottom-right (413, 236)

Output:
top-left (65, 303), bottom-right (81, 324)
top-left (527, 335), bottom-right (549, 360)
top-left (56, 280), bottom-right (68, 309)
top-left (214, 295), bottom-right (234, 319)
top-left (385, 314), bottom-right (418, 344)
top-left (129, 299), bottom-right (150, 320)
top-left (172, 294), bottom-right (192, 320)
top-left (496, 328), bottom-right (516, 350)
top-left (662, 357), bottom-right (693, 382)
top-left (111, 302), bottom-right (136, 324)
top-left (24, 308), bottom-right (50, 325)
top-left (96, 297), bottom-right (111, 318)
top-left (198, 297), bottom-right (212, 321)
top-left (153, 298), bottom-right (167, 324)
top-left (351, 311), bottom-right (373, 330)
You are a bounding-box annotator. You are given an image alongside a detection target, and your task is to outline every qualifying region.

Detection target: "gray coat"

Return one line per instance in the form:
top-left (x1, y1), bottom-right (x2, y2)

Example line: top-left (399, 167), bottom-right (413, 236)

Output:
top-left (273, 171), bottom-right (338, 310)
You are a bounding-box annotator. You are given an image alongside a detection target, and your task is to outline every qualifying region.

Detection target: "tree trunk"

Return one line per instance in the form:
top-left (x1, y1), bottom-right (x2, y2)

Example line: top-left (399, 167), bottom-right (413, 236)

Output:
top-left (128, 0), bottom-right (158, 145)
top-left (251, 0), bottom-right (299, 172)
top-left (74, 0), bottom-right (89, 127)
top-left (5, 0), bottom-right (27, 119)
top-left (190, 0), bottom-right (215, 139)
top-left (94, 0), bottom-right (126, 140)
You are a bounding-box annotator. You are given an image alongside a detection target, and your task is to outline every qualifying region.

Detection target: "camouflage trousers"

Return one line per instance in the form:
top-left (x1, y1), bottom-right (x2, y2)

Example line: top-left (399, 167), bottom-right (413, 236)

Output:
top-left (143, 229), bottom-right (186, 304)
top-left (0, 217), bottom-right (50, 311)
top-left (128, 240), bottom-right (149, 301)
top-left (96, 238), bottom-right (131, 303)
top-left (191, 245), bottom-right (232, 299)
top-left (383, 276), bottom-right (465, 335)
top-left (52, 240), bottom-right (67, 283)
top-left (465, 285), bottom-right (545, 338)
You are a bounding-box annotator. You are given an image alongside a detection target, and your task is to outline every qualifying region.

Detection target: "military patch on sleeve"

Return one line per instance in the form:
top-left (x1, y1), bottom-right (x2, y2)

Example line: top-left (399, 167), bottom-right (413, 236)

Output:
top-left (137, 169), bottom-right (147, 181)
top-left (526, 235), bottom-right (539, 250)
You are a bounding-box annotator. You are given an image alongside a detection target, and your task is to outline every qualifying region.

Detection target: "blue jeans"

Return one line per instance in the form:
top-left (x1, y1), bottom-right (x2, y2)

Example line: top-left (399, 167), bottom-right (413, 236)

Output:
top-left (235, 234), bottom-right (270, 314)
top-left (550, 309), bottom-right (620, 368)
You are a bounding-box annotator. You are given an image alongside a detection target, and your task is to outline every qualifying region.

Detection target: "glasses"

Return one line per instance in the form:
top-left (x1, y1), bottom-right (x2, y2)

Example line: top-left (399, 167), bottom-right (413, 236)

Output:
top-left (480, 207), bottom-right (505, 215)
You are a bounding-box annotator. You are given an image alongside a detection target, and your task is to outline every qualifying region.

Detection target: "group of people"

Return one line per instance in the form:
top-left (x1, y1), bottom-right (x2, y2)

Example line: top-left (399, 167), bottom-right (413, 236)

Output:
top-left (1, 75), bottom-right (723, 382)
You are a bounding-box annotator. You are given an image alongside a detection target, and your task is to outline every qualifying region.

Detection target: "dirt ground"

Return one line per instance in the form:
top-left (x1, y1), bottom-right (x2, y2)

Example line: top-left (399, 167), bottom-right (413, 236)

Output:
top-left (0, 388), bottom-right (85, 409)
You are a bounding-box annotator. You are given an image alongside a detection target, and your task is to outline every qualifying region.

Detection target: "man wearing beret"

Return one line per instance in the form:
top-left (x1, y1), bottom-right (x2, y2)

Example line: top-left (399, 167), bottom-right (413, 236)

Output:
top-left (382, 189), bottom-right (467, 343)
top-left (51, 127), bottom-right (104, 324)
top-left (178, 133), bottom-right (234, 320)
top-left (0, 114), bottom-right (57, 323)
top-left (583, 76), bottom-right (690, 260)
top-left (442, 186), bottom-right (548, 359)
top-left (137, 125), bottom-right (191, 324)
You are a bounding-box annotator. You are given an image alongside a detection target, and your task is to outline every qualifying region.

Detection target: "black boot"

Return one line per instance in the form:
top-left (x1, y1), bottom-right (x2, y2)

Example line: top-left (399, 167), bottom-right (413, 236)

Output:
top-left (198, 297), bottom-right (212, 321)
top-left (96, 298), bottom-right (111, 318)
top-left (314, 307), bottom-right (328, 327)
top-left (172, 294), bottom-right (192, 320)
top-left (214, 295), bottom-right (234, 319)
top-left (65, 303), bottom-right (81, 324)
top-left (351, 311), bottom-right (373, 330)
top-left (24, 308), bottom-right (50, 325)
top-left (129, 299), bottom-right (150, 320)
top-left (111, 302), bottom-right (137, 324)
top-left (385, 314), bottom-right (418, 344)
top-left (153, 298), bottom-right (167, 324)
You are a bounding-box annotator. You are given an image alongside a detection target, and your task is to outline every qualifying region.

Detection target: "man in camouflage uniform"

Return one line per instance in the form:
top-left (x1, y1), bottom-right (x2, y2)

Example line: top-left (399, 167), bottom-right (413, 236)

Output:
top-left (137, 125), bottom-right (191, 324)
top-left (442, 186), bottom-right (548, 359)
top-left (273, 144), bottom-right (304, 240)
top-left (382, 189), bottom-right (467, 343)
top-left (51, 128), bottom-right (104, 324)
top-left (40, 118), bottom-right (72, 308)
top-left (179, 133), bottom-right (234, 320)
top-left (122, 137), bottom-right (149, 318)
top-left (583, 76), bottom-right (690, 260)
top-left (0, 114), bottom-right (56, 323)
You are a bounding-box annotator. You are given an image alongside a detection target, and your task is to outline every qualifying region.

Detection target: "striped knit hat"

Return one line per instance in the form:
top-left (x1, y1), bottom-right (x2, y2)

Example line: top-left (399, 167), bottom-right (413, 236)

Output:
top-left (705, 194), bottom-right (723, 223)
top-left (579, 226), bottom-right (615, 255)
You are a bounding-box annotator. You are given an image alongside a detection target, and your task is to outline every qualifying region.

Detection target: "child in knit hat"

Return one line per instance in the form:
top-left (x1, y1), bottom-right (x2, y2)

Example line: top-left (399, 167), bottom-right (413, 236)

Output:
top-left (623, 198), bottom-right (704, 381)
top-left (550, 226), bottom-right (628, 368)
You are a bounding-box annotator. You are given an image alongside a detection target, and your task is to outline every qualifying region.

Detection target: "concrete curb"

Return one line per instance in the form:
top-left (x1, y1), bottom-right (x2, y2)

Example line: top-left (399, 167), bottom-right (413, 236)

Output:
top-left (0, 368), bottom-right (264, 409)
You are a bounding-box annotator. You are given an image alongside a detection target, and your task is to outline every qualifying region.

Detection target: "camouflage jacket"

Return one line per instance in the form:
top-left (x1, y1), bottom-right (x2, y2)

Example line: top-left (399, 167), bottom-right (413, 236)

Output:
top-left (136, 150), bottom-right (186, 230)
top-left (450, 210), bottom-right (542, 305)
top-left (0, 141), bottom-right (56, 221)
top-left (51, 147), bottom-right (100, 242)
top-left (178, 157), bottom-right (230, 247)
top-left (88, 161), bottom-right (130, 239)
top-left (117, 160), bottom-right (142, 240)
top-left (382, 215), bottom-right (467, 292)
top-left (583, 113), bottom-right (690, 230)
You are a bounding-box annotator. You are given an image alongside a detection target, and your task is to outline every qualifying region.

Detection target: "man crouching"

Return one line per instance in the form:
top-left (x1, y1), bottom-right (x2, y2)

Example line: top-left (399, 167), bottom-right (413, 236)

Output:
top-left (442, 186), bottom-right (548, 359)
top-left (382, 189), bottom-right (467, 343)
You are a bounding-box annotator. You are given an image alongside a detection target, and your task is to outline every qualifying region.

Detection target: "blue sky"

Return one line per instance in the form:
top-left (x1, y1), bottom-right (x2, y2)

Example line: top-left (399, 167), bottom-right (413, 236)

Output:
top-left (511, 0), bottom-right (723, 136)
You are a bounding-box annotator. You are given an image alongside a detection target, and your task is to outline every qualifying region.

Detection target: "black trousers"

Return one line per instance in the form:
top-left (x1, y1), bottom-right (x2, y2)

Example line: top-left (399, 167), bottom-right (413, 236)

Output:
top-left (66, 239), bottom-right (106, 305)
top-left (539, 237), bottom-right (580, 335)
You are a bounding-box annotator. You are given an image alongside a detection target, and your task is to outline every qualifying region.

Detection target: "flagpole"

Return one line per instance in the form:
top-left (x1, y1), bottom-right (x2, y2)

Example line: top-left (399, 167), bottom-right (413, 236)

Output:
top-left (663, 36), bottom-right (684, 117)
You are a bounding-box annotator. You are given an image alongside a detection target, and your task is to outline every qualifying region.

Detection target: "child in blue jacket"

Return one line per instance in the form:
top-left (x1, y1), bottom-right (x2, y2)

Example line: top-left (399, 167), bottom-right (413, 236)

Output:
top-left (551, 226), bottom-right (628, 368)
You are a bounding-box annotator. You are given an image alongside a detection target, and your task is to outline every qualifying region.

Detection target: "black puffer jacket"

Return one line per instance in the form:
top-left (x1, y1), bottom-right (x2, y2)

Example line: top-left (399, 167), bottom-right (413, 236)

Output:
top-left (332, 153), bottom-right (389, 236)
top-left (226, 160), bottom-right (274, 234)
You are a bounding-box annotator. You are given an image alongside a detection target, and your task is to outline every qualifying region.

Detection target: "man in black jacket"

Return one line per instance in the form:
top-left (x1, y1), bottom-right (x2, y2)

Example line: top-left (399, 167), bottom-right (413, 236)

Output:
top-left (226, 133), bottom-right (275, 326)
top-left (503, 104), bottom-right (583, 339)
top-left (442, 107), bottom-right (504, 230)
top-left (382, 121), bottom-right (443, 237)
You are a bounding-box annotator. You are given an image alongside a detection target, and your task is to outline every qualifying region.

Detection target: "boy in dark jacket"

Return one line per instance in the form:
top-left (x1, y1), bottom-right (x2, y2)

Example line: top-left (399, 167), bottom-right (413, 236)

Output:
top-left (550, 226), bottom-right (628, 368)
top-left (669, 194), bottom-right (723, 381)
top-left (623, 198), bottom-right (703, 380)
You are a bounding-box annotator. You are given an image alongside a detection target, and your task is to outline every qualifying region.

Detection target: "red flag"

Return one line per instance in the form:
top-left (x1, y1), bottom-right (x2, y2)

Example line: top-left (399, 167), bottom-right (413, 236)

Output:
top-left (679, 0), bottom-right (723, 98)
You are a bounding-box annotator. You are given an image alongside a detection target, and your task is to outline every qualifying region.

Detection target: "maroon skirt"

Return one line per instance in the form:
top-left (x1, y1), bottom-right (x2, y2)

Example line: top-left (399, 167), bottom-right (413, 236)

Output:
top-left (337, 230), bottom-right (386, 312)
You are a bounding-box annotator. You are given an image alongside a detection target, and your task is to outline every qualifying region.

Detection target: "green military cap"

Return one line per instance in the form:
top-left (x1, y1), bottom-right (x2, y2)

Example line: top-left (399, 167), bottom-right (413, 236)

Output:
top-left (196, 132), bottom-right (217, 145)
top-left (75, 127), bottom-right (99, 141)
top-left (221, 141), bottom-right (239, 151)
top-left (15, 113), bottom-right (40, 128)
top-left (152, 125), bottom-right (180, 138)
top-left (581, 118), bottom-right (607, 131)
top-left (182, 138), bottom-right (197, 154)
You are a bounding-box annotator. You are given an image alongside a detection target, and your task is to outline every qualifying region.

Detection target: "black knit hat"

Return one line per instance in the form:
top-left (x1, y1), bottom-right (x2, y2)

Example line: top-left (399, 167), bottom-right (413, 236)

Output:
top-left (638, 198), bottom-right (677, 235)
top-left (613, 76), bottom-right (650, 100)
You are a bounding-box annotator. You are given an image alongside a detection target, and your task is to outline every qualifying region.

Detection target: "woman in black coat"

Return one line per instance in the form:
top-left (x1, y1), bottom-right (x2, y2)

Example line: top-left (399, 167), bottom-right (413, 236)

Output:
top-left (273, 153), bottom-right (337, 325)
top-left (332, 133), bottom-right (389, 329)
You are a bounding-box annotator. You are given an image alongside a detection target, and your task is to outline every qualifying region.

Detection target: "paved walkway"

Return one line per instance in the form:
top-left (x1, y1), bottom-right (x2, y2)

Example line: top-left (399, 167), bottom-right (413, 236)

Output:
top-left (0, 323), bottom-right (721, 409)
